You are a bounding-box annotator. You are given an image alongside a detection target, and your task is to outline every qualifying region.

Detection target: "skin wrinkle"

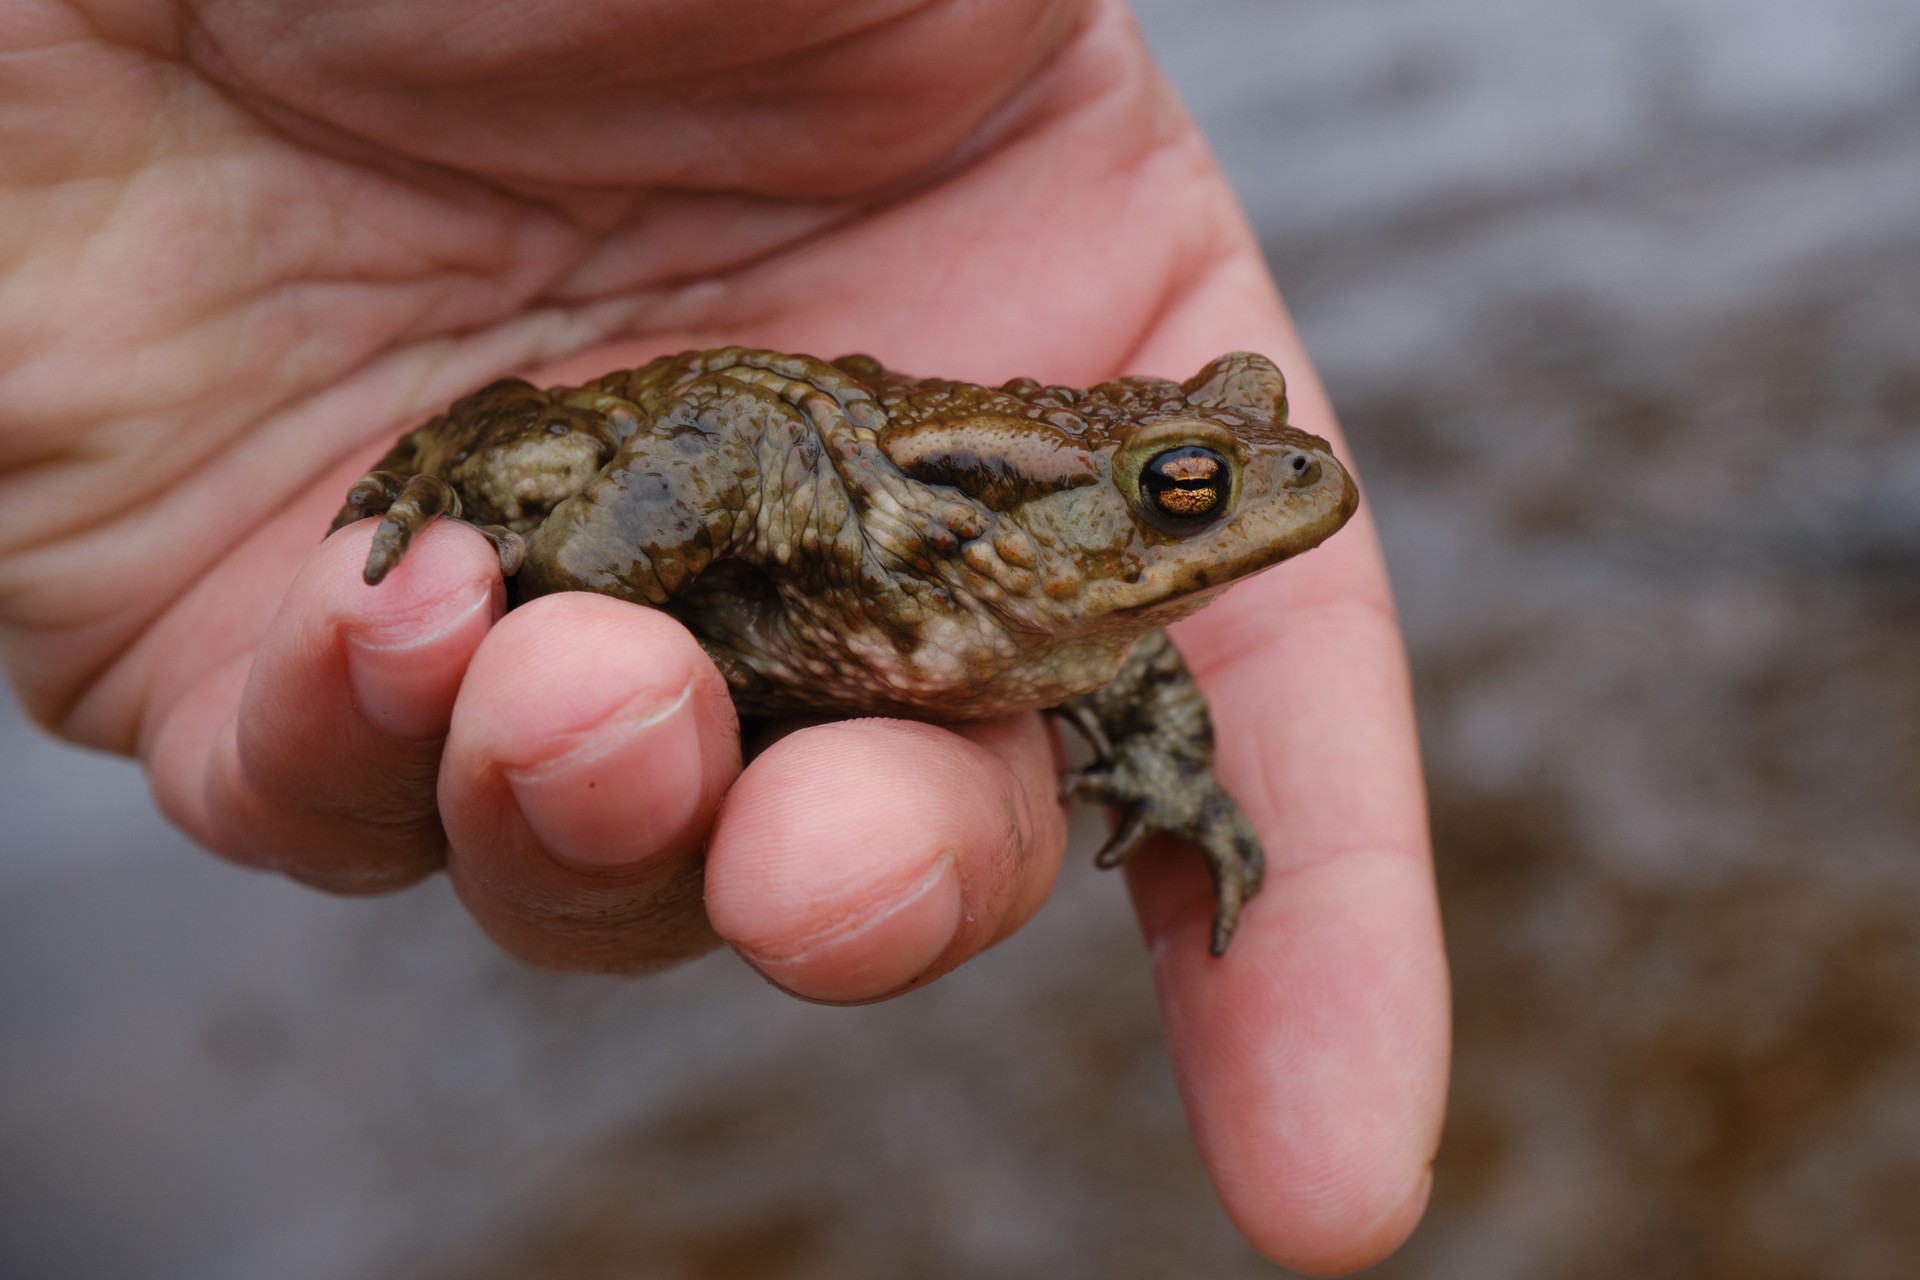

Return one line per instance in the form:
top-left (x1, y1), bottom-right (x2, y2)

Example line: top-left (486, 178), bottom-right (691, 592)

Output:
top-left (1106, 188), bottom-right (1255, 380)
top-left (233, 146), bottom-right (576, 305)
top-left (453, 832), bottom-right (715, 944)
top-left (479, 847), bottom-right (706, 926)
top-left (8, 378), bottom-right (389, 614)
top-left (178, 0), bottom-right (1088, 198)
top-left (786, 5), bottom-right (1096, 226)
top-left (21, 444), bottom-right (382, 743)
top-left (2, 205), bottom-right (478, 530)
top-left (1182, 574), bottom-right (1403, 689)
top-left (498, 673), bottom-right (698, 787)
top-left (231, 193), bottom-right (583, 348)
top-left (1058, 4), bottom-right (1186, 172)
top-left (345, 576), bottom-right (495, 655)
top-left (740, 850), bottom-right (959, 964)
top-left (982, 728), bottom-right (1052, 940)
top-left (139, 644), bottom-right (246, 840)
top-left (225, 0), bottom-right (942, 97)
top-left (724, 0), bottom-right (1087, 200)
top-left (64, 0), bottom-right (187, 57)
top-left (1110, 234), bottom-right (1205, 383)
top-left (457, 854), bottom-right (721, 972)
top-left (160, 12), bottom-right (629, 268)
top-left (543, 196), bottom-right (856, 300)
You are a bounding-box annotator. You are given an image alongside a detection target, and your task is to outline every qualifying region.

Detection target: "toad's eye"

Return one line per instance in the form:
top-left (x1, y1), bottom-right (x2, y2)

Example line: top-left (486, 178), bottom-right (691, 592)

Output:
top-left (1141, 446), bottom-right (1230, 519)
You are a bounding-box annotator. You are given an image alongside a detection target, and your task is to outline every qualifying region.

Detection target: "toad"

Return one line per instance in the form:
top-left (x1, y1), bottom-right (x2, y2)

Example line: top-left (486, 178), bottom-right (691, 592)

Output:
top-left (332, 348), bottom-right (1357, 952)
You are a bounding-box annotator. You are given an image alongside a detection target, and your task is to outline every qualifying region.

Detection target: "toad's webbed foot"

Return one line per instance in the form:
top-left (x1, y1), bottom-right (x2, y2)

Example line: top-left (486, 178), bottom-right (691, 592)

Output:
top-left (1053, 629), bottom-right (1264, 956)
top-left (331, 471), bottom-right (524, 585)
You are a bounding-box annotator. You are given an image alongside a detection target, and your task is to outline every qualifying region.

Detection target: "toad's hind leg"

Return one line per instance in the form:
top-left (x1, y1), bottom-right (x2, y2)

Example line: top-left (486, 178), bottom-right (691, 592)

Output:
top-left (1053, 629), bottom-right (1264, 956)
top-left (335, 471), bottom-right (525, 586)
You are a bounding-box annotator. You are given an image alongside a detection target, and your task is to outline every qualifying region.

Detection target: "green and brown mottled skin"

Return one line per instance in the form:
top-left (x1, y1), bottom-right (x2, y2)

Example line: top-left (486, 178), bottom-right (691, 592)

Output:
top-left (331, 348), bottom-right (1358, 953)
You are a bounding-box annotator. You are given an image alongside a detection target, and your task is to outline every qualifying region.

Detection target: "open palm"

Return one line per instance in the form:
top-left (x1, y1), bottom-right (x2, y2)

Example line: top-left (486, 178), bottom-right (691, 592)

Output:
top-left (0, 0), bottom-right (1445, 1269)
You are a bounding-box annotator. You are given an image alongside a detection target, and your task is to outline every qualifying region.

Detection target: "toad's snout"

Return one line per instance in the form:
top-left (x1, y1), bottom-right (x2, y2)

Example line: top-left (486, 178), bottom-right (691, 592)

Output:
top-left (1255, 441), bottom-right (1357, 542)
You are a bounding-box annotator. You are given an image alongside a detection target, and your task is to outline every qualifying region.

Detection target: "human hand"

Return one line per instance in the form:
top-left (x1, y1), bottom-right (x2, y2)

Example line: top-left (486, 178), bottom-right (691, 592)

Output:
top-left (0, 0), bottom-right (1446, 1269)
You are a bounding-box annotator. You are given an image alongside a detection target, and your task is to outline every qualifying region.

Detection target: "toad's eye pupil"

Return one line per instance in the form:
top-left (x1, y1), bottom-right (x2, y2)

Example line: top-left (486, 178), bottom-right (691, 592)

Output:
top-left (1142, 446), bottom-right (1229, 519)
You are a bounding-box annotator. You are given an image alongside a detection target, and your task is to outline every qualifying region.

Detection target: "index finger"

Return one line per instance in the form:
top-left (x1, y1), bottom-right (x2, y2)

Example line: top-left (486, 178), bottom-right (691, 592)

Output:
top-left (1143, 524), bottom-right (1448, 1274)
top-left (1121, 276), bottom-right (1449, 1271)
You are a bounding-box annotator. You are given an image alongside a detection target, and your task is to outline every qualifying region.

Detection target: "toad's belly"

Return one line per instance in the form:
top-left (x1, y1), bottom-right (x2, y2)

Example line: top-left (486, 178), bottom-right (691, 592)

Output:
top-left (667, 586), bottom-right (1133, 721)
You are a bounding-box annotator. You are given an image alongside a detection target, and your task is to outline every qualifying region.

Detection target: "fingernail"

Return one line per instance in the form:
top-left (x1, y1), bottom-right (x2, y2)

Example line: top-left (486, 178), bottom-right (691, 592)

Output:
top-left (345, 587), bottom-right (497, 738)
top-left (736, 853), bottom-right (963, 1003)
top-left (503, 678), bottom-right (709, 872)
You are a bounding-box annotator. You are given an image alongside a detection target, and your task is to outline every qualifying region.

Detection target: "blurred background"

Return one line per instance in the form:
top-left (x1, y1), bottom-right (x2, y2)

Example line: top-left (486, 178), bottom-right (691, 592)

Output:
top-left (5, 0), bottom-right (1919, 1276)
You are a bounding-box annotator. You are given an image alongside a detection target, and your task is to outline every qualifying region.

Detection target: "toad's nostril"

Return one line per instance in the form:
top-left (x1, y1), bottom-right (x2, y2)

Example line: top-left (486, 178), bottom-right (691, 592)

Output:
top-left (1282, 451), bottom-right (1321, 488)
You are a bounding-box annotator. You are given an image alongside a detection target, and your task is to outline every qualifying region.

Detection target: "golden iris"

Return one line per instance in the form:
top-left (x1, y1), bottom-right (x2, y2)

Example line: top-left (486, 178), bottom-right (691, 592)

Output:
top-left (1141, 446), bottom-right (1228, 519)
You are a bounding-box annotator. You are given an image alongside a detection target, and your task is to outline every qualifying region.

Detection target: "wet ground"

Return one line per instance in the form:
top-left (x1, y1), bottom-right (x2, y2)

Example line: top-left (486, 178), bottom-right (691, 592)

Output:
top-left (5, 2), bottom-right (1919, 1277)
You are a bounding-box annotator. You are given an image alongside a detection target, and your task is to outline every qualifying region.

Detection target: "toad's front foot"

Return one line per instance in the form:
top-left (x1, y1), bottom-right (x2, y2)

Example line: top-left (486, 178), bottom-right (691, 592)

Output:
top-left (330, 471), bottom-right (525, 585)
top-left (1053, 630), bottom-right (1264, 956)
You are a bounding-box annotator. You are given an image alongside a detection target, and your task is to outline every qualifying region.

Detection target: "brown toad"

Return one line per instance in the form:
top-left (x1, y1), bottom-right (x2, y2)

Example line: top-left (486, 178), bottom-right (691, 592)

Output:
top-left (331, 348), bottom-right (1357, 952)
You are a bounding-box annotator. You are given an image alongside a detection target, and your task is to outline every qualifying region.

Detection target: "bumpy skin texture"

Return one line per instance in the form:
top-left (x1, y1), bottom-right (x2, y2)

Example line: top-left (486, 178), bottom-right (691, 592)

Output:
top-left (332, 347), bottom-right (1357, 950)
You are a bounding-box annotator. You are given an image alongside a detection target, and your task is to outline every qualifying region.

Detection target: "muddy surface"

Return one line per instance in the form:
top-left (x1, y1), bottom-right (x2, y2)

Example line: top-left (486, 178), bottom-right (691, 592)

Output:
top-left (4, 2), bottom-right (1918, 1277)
